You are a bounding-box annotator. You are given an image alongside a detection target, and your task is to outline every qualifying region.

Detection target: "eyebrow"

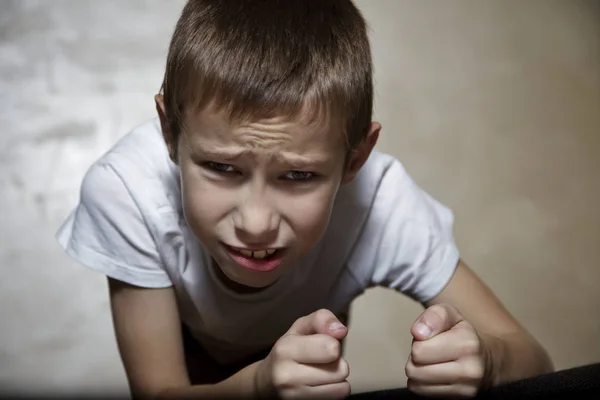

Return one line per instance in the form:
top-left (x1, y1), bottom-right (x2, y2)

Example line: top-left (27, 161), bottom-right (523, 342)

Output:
top-left (276, 152), bottom-right (331, 168)
top-left (191, 146), bottom-right (246, 161)
top-left (190, 145), bottom-right (331, 168)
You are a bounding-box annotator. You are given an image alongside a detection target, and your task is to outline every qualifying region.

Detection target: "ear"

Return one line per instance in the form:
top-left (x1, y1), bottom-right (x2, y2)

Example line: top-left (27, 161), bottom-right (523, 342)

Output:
top-left (342, 122), bottom-right (381, 184)
top-left (155, 94), bottom-right (178, 164)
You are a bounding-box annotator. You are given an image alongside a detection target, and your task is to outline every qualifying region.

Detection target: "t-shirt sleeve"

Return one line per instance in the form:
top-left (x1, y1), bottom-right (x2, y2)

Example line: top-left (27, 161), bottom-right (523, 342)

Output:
top-left (367, 161), bottom-right (460, 303)
top-left (55, 162), bottom-right (172, 288)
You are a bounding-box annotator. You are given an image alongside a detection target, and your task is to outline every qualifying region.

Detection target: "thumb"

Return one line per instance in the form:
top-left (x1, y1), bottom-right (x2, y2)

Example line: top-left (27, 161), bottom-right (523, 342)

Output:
top-left (411, 303), bottom-right (464, 341)
top-left (287, 309), bottom-right (348, 340)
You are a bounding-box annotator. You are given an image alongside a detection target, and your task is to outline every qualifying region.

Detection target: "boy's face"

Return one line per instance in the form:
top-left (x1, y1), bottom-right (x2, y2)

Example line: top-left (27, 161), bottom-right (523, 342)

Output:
top-left (156, 96), bottom-right (379, 291)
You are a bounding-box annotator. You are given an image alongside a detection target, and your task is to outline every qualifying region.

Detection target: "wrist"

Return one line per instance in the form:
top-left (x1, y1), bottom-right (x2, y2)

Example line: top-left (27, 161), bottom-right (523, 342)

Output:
top-left (250, 359), bottom-right (278, 399)
top-left (479, 332), bottom-right (505, 390)
top-left (153, 360), bottom-right (269, 399)
top-left (250, 359), bottom-right (267, 398)
top-left (479, 330), bottom-right (553, 389)
top-left (225, 359), bottom-right (264, 398)
top-left (203, 360), bottom-right (267, 398)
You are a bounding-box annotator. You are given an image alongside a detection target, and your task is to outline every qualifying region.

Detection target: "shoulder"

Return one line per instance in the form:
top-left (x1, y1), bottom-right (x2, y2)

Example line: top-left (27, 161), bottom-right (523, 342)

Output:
top-left (361, 150), bottom-right (454, 230)
top-left (83, 118), bottom-right (181, 215)
top-left (340, 151), bottom-right (459, 301)
top-left (333, 150), bottom-right (396, 212)
top-left (334, 150), bottom-right (426, 219)
top-left (56, 118), bottom-right (181, 288)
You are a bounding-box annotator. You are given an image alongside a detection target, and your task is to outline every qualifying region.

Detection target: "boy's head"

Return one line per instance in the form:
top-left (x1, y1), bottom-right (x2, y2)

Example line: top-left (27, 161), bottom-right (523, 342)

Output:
top-left (155, 0), bottom-right (381, 291)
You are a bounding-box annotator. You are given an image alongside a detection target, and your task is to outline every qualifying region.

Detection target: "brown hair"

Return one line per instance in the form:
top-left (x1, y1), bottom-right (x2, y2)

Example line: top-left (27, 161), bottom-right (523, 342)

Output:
top-left (160, 0), bottom-right (373, 152)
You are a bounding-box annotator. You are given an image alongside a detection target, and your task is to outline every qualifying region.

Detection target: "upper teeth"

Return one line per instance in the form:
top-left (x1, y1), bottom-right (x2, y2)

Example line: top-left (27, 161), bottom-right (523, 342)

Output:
top-left (239, 249), bottom-right (276, 259)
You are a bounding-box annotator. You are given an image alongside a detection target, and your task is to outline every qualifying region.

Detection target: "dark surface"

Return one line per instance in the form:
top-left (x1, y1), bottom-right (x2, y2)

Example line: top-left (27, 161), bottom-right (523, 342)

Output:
top-left (182, 323), bottom-right (599, 397)
top-left (349, 362), bottom-right (600, 399)
top-left (181, 322), bottom-right (272, 385)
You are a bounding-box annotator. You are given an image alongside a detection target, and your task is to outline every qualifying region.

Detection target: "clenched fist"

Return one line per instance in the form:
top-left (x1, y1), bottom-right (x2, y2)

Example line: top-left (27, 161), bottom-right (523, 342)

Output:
top-left (255, 309), bottom-right (351, 399)
top-left (405, 303), bottom-right (490, 398)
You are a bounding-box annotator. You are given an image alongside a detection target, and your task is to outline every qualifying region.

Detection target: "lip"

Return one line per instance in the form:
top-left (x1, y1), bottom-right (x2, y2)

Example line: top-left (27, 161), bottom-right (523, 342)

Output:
top-left (223, 244), bottom-right (285, 272)
top-left (228, 245), bottom-right (279, 252)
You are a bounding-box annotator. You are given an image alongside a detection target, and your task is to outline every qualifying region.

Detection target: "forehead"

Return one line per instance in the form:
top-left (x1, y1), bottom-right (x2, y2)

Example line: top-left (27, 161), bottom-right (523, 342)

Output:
top-left (183, 103), bottom-right (346, 154)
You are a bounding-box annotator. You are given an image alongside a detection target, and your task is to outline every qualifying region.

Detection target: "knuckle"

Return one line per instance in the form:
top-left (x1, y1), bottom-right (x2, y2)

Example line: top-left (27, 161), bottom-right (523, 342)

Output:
top-left (462, 360), bottom-right (485, 381)
top-left (272, 366), bottom-right (293, 388)
top-left (315, 308), bottom-right (334, 326)
top-left (315, 308), bottom-right (332, 320)
top-left (339, 358), bottom-right (350, 380)
top-left (319, 335), bottom-right (341, 359)
top-left (461, 386), bottom-right (479, 398)
top-left (404, 363), bottom-right (413, 379)
top-left (327, 381), bottom-right (351, 398)
top-left (339, 381), bottom-right (351, 397)
top-left (271, 344), bottom-right (285, 360)
top-left (404, 359), bottom-right (419, 380)
top-left (272, 337), bottom-right (292, 360)
top-left (410, 342), bottom-right (426, 364)
top-left (429, 304), bottom-right (449, 323)
top-left (326, 337), bottom-right (341, 358)
top-left (461, 337), bottom-right (481, 357)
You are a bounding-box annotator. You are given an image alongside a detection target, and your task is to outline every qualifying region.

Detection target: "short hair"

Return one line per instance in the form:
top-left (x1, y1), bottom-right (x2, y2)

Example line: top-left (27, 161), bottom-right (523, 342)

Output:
top-left (160, 0), bottom-right (373, 153)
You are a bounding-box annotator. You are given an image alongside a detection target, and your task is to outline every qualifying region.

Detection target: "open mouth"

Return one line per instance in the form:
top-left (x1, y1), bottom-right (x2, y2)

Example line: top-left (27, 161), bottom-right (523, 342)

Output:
top-left (234, 248), bottom-right (278, 259)
top-left (224, 245), bottom-right (284, 272)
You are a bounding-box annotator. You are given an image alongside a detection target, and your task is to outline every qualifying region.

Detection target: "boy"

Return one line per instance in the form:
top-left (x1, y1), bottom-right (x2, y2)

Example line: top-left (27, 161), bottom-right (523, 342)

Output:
top-left (56, 0), bottom-right (553, 398)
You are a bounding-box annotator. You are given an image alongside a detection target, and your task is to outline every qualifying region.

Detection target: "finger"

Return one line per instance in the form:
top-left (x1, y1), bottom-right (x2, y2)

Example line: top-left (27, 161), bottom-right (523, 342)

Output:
top-left (410, 327), bottom-right (481, 364)
top-left (407, 379), bottom-right (478, 398)
top-left (405, 355), bottom-right (484, 385)
top-left (301, 380), bottom-right (351, 399)
top-left (287, 309), bottom-right (348, 340)
top-left (411, 303), bottom-right (464, 341)
top-left (275, 333), bottom-right (343, 364)
top-left (296, 358), bottom-right (350, 386)
top-left (406, 355), bottom-right (459, 384)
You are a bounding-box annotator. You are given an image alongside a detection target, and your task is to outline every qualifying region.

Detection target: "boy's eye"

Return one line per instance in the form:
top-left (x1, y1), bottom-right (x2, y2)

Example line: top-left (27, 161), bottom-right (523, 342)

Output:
top-left (283, 171), bottom-right (315, 181)
top-left (206, 162), bottom-right (235, 173)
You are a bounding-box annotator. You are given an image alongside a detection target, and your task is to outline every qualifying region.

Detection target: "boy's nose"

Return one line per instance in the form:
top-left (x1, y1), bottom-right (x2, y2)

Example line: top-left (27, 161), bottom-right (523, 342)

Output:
top-left (234, 203), bottom-right (279, 246)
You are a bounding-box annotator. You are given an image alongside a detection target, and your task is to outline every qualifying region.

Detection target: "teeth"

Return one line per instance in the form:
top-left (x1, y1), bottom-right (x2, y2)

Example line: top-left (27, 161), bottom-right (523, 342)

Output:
top-left (237, 249), bottom-right (277, 259)
top-left (253, 250), bottom-right (267, 259)
top-left (239, 249), bottom-right (253, 257)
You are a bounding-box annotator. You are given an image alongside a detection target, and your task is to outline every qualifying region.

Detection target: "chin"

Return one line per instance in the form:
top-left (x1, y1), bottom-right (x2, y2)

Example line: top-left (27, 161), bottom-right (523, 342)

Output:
top-left (217, 259), bottom-right (282, 289)
top-left (237, 277), bottom-right (275, 289)
top-left (233, 267), bottom-right (281, 285)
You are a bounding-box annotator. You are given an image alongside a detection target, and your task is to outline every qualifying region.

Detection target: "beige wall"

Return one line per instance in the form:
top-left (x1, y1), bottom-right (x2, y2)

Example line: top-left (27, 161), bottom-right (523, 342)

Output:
top-left (0, 0), bottom-right (598, 395)
top-left (346, 0), bottom-right (600, 392)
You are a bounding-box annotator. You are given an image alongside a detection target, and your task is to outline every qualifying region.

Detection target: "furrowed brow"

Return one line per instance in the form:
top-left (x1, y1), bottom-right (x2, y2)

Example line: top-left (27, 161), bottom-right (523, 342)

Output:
top-left (189, 144), bottom-right (248, 161)
top-left (276, 152), bottom-right (331, 168)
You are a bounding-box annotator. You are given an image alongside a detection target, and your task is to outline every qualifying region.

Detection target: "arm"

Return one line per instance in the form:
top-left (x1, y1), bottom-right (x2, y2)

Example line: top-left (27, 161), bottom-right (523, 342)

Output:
top-left (424, 260), bottom-right (554, 386)
top-left (107, 278), bottom-right (260, 399)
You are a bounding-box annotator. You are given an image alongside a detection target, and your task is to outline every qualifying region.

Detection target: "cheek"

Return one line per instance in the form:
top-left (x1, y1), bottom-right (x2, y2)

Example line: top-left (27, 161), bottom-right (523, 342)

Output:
top-left (180, 167), bottom-right (230, 232)
top-left (283, 182), bottom-right (339, 238)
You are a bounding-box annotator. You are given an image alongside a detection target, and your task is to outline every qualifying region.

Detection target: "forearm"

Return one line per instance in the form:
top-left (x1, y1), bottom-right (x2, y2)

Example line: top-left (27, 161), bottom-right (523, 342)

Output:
top-left (156, 360), bottom-right (261, 399)
top-left (481, 331), bottom-right (554, 388)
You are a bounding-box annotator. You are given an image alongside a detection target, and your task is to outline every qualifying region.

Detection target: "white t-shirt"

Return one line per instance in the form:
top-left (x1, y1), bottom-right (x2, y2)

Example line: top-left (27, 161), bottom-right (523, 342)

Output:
top-left (56, 118), bottom-right (460, 364)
